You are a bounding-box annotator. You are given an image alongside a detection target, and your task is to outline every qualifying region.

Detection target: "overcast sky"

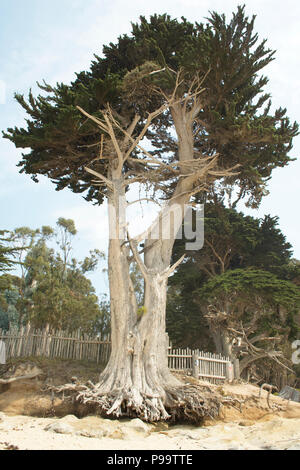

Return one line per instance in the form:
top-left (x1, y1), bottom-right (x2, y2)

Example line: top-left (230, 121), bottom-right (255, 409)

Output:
top-left (0, 0), bottom-right (299, 296)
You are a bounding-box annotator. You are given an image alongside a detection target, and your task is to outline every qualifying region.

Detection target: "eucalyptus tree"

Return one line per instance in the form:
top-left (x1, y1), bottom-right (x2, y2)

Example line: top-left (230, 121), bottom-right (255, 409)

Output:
top-left (3, 7), bottom-right (298, 421)
top-left (0, 231), bottom-right (18, 273)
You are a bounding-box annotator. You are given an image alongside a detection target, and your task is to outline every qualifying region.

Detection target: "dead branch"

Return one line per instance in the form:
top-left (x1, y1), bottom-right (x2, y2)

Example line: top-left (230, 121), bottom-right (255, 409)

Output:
top-left (163, 253), bottom-right (186, 279)
top-left (84, 166), bottom-right (114, 190)
top-left (126, 229), bottom-right (148, 280)
top-left (0, 371), bottom-right (42, 384)
top-left (102, 113), bottom-right (124, 176)
top-left (127, 198), bottom-right (162, 208)
top-left (76, 106), bottom-right (109, 133)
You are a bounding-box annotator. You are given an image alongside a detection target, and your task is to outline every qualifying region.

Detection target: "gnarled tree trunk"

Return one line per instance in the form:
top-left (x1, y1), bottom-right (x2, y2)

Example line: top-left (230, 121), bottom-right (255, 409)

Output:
top-left (51, 98), bottom-right (222, 422)
top-left (68, 170), bottom-right (196, 422)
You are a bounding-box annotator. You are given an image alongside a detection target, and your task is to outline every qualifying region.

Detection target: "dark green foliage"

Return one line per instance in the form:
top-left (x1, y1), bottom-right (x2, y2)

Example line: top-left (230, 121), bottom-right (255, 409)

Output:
top-left (0, 230), bottom-right (18, 273)
top-left (3, 7), bottom-right (298, 208)
top-left (195, 268), bottom-right (300, 362)
top-left (197, 268), bottom-right (300, 315)
top-left (167, 204), bottom-right (298, 347)
top-left (172, 203), bottom-right (293, 276)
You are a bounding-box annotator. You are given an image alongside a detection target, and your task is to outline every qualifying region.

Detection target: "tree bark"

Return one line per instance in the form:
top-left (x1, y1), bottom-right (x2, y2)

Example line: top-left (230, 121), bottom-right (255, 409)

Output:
top-left (210, 327), bottom-right (234, 359)
top-left (83, 170), bottom-right (183, 421)
top-left (141, 102), bottom-right (196, 372)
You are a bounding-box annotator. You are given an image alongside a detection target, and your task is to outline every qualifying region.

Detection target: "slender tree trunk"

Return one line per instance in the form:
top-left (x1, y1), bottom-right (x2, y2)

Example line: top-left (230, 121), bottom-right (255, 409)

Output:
top-left (210, 327), bottom-right (234, 359)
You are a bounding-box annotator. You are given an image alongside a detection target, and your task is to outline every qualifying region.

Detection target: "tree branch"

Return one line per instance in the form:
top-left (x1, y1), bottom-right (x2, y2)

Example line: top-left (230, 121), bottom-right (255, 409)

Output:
top-left (76, 106), bottom-right (109, 133)
top-left (127, 198), bottom-right (162, 208)
top-left (102, 113), bottom-right (124, 177)
top-left (127, 229), bottom-right (148, 280)
top-left (84, 166), bottom-right (114, 190)
top-left (163, 253), bottom-right (186, 279)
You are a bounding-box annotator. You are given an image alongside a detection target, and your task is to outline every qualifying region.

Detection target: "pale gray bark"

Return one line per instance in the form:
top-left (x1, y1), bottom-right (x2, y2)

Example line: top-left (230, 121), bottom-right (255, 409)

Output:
top-left (94, 168), bottom-right (180, 420)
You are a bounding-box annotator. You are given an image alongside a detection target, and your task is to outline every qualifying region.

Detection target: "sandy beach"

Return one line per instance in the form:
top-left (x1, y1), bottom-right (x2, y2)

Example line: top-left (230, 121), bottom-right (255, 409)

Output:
top-left (1, 377), bottom-right (300, 450)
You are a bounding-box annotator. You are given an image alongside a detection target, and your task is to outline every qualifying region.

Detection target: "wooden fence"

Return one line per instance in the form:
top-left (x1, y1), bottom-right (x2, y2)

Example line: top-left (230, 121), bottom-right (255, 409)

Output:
top-left (0, 324), bottom-right (111, 364)
top-left (0, 325), bottom-right (235, 383)
top-left (168, 344), bottom-right (234, 384)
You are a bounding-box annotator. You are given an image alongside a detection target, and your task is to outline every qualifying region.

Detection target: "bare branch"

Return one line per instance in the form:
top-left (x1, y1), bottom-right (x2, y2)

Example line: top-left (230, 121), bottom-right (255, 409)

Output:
top-left (127, 198), bottom-right (162, 208)
top-left (163, 253), bottom-right (186, 279)
top-left (122, 114), bottom-right (140, 148)
top-left (84, 166), bottom-right (114, 190)
top-left (102, 113), bottom-right (124, 176)
top-left (108, 103), bottom-right (175, 171)
top-left (76, 106), bottom-right (109, 133)
top-left (127, 230), bottom-right (148, 280)
top-left (205, 239), bottom-right (225, 272)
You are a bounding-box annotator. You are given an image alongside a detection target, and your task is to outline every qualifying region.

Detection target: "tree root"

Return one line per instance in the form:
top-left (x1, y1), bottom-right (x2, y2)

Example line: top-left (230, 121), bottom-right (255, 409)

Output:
top-left (44, 380), bottom-right (221, 424)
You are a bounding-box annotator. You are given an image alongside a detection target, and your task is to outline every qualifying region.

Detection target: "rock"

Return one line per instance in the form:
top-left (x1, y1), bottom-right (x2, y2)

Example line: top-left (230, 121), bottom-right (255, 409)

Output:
top-left (124, 418), bottom-right (149, 433)
top-left (278, 386), bottom-right (300, 403)
top-left (59, 414), bottom-right (79, 424)
top-left (0, 412), bottom-right (6, 422)
top-left (108, 428), bottom-right (126, 440)
top-left (44, 421), bottom-right (74, 434)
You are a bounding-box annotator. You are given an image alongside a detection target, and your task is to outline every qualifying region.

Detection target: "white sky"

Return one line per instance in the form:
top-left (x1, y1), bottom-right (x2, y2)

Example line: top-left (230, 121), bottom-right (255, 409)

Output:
top-left (0, 0), bottom-right (299, 295)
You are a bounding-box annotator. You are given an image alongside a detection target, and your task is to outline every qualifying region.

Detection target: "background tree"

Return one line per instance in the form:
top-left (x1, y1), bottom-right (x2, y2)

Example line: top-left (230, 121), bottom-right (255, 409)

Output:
top-left (195, 269), bottom-right (300, 386)
top-left (0, 230), bottom-right (23, 328)
top-left (0, 230), bottom-right (18, 273)
top-left (167, 204), bottom-right (300, 385)
top-left (167, 203), bottom-right (295, 344)
top-left (0, 220), bottom-right (105, 332)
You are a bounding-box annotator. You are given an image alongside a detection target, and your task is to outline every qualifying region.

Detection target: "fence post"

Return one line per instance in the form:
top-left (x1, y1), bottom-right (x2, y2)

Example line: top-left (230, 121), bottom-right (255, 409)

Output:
top-left (226, 361), bottom-right (234, 383)
top-left (0, 339), bottom-right (6, 365)
top-left (192, 353), bottom-right (198, 379)
top-left (233, 358), bottom-right (240, 381)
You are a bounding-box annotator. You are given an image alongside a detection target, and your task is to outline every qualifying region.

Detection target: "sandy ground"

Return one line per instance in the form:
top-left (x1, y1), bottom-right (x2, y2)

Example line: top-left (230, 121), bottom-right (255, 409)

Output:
top-left (1, 361), bottom-right (300, 450)
top-left (0, 412), bottom-right (300, 450)
top-left (0, 382), bottom-right (300, 450)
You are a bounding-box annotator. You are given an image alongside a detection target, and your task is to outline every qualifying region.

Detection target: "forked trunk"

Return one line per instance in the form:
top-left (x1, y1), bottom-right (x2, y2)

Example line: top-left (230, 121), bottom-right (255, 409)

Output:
top-left (52, 99), bottom-right (221, 422)
top-left (89, 173), bottom-right (181, 421)
top-left (61, 168), bottom-right (215, 422)
top-left (97, 245), bottom-right (179, 420)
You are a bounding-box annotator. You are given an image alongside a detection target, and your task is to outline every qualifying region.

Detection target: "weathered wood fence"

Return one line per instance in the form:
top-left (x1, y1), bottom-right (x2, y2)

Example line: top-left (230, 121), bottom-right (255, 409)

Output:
top-left (0, 325), bottom-right (237, 383)
top-left (0, 324), bottom-right (111, 364)
top-left (168, 343), bottom-right (236, 384)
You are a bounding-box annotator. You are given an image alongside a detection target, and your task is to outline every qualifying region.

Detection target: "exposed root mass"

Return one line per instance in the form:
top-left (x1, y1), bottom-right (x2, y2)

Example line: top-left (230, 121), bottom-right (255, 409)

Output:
top-left (46, 378), bottom-right (221, 424)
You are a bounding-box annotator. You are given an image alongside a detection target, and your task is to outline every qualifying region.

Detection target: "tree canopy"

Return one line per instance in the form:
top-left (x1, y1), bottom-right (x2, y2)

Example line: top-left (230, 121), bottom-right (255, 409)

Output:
top-left (3, 6), bottom-right (298, 207)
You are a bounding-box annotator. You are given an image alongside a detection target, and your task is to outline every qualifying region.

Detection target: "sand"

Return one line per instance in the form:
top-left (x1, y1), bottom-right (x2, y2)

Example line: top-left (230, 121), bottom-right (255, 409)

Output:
top-left (0, 412), bottom-right (300, 450)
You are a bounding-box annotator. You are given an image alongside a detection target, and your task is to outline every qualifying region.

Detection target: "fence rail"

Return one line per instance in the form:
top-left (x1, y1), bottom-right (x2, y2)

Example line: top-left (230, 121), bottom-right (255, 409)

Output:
top-left (0, 325), bottom-right (235, 383)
